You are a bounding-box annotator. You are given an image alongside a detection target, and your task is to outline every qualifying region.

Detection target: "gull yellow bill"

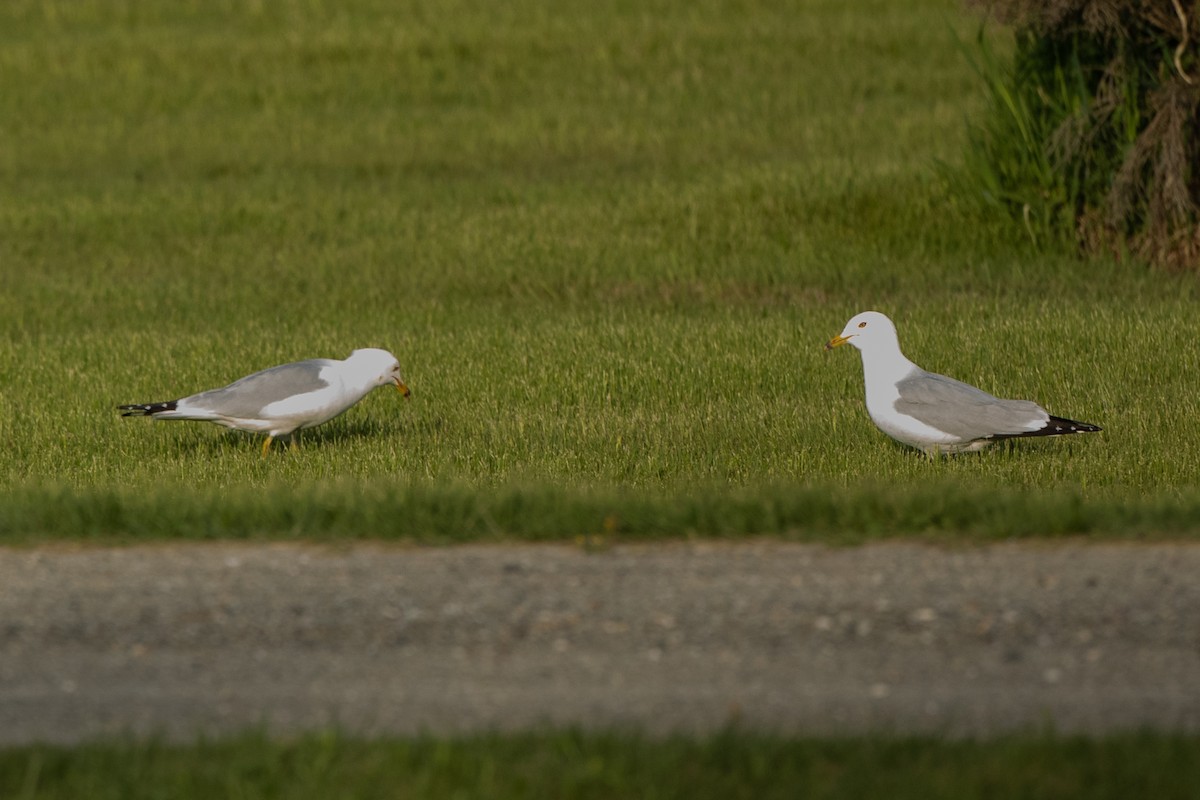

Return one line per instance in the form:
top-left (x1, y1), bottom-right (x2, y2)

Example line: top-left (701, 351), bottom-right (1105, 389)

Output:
top-left (825, 334), bottom-right (853, 350)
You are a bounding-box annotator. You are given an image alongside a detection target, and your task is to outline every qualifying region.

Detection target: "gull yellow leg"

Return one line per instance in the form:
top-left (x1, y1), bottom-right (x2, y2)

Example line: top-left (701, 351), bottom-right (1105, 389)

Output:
top-left (289, 433), bottom-right (299, 453)
top-left (261, 435), bottom-right (274, 459)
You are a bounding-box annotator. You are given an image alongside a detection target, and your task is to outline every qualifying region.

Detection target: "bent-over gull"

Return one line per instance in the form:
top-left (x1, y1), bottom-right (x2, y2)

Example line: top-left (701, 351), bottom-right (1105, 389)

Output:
top-left (119, 348), bottom-right (410, 457)
top-left (826, 311), bottom-right (1100, 455)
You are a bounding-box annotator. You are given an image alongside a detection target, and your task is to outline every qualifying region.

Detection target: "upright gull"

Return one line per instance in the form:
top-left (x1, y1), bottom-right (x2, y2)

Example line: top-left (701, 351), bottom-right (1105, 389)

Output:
top-left (826, 311), bottom-right (1100, 455)
top-left (120, 348), bottom-right (410, 456)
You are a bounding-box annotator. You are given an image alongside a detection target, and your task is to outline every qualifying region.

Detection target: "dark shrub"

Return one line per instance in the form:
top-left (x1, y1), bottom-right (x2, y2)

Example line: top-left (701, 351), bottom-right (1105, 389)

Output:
top-left (968, 0), bottom-right (1200, 267)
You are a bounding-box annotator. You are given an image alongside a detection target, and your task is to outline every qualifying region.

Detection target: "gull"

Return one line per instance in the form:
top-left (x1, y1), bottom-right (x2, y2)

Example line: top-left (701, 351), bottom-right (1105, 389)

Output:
top-left (826, 311), bottom-right (1101, 455)
top-left (119, 348), bottom-right (409, 457)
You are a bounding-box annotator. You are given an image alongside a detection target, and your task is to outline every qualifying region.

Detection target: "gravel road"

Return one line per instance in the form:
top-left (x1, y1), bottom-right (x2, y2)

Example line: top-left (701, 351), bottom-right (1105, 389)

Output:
top-left (1, 541), bottom-right (1197, 744)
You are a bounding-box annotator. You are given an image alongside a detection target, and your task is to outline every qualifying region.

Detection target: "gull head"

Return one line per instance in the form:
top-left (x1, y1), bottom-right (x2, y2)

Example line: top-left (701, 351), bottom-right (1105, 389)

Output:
top-left (349, 348), bottom-right (410, 397)
top-left (825, 311), bottom-right (898, 353)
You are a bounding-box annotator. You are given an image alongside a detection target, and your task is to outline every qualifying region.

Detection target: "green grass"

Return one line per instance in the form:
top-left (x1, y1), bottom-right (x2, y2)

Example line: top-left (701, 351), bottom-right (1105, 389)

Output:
top-left (2, 729), bottom-right (1198, 800)
top-left (4, 481), bottom-right (1200, 545)
top-left (2, 0), bottom-right (1199, 541)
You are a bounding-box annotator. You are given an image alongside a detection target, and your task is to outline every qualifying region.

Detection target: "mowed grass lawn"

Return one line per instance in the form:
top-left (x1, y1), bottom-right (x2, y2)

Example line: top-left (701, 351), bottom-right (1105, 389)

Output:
top-left (1, 0), bottom-right (1198, 541)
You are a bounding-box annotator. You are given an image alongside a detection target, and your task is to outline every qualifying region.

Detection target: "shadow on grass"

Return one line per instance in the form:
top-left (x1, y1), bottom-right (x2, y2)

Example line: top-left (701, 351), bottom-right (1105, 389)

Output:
top-left (880, 436), bottom-right (1096, 460)
top-left (167, 418), bottom-right (417, 457)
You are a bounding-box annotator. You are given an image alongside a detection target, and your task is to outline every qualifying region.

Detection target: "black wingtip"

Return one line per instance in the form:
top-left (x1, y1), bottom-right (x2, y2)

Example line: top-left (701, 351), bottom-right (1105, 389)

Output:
top-left (1046, 415), bottom-right (1102, 434)
top-left (118, 401), bottom-right (178, 417)
top-left (987, 415), bottom-right (1101, 442)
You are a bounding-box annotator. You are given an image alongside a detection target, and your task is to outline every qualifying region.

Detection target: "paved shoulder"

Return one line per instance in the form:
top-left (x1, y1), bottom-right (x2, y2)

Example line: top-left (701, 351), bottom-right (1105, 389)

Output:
top-left (0, 541), bottom-right (1196, 744)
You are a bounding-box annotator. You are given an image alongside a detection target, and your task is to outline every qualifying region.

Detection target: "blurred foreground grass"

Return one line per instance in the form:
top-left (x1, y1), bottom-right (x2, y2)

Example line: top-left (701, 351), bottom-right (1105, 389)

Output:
top-left (2, 728), bottom-right (1198, 800)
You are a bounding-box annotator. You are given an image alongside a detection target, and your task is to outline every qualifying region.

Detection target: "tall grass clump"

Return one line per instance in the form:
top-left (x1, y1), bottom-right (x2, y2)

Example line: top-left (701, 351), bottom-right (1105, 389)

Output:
top-left (964, 0), bottom-right (1200, 267)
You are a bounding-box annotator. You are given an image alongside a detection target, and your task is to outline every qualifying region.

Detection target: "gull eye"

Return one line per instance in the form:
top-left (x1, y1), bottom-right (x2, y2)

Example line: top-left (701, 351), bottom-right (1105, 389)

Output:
top-left (857, 321), bottom-right (867, 328)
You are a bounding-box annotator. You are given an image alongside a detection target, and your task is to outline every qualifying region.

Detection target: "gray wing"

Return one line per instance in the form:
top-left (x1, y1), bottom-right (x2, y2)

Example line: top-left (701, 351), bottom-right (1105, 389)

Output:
top-left (182, 359), bottom-right (335, 418)
top-left (894, 370), bottom-right (1048, 440)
